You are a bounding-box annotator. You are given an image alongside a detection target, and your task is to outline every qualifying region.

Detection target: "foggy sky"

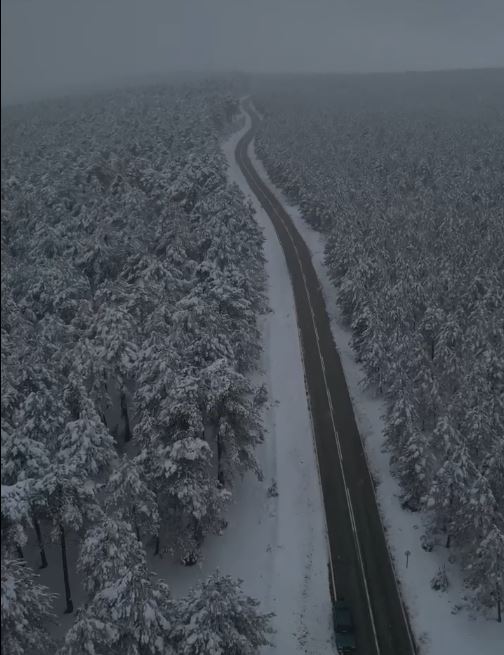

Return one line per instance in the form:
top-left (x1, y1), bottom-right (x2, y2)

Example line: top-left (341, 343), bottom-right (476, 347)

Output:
top-left (2, 0), bottom-right (504, 103)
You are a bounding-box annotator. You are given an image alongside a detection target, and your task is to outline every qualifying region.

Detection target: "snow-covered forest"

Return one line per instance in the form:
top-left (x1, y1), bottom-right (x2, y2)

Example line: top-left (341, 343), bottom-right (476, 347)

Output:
top-left (252, 69), bottom-right (504, 620)
top-left (1, 81), bottom-right (274, 653)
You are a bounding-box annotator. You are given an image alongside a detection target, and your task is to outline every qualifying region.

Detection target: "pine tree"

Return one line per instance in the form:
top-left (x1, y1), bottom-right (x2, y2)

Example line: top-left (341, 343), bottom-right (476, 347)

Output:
top-left (1, 481), bottom-right (32, 557)
top-left (465, 524), bottom-right (504, 622)
top-left (424, 426), bottom-right (474, 548)
top-left (2, 389), bottom-right (58, 568)
top-left (45, 382), bottom-right (114, 613)
top-left (384, 391), bottom-right (417, 453)
top-left (171, 573), bottom-right (273, 655)
top-left (61, 560), bottom-right (175, 655)
top-left (171, 293), bottom-right (235, 370)
top-left (1, 557), bottom-right (55, 655)
top-left (58, 608), bottom-right (118, 655)
top-left (457, 473), bottom-right (498, 547)
top-left (148, 434), bottom-right (229, 562)
top-left (395, 421), bottom-right (435, 512)
top-left (103, 454), bottom-right (159, 541)
top-left (84, 304), bottom-right (138, 441)
top-left (199, 358), bottom-right (264, 486)
top-left (78, 514), bottom-right (145, 598)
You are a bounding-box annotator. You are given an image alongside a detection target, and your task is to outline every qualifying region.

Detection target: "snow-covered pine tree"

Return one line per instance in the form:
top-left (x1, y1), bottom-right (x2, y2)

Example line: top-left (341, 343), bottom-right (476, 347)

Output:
top-left (2, 387), bottom-right (64, 568)
top-left (191, 189), bottom-right (266, 372)
top-left (483, 438), bottom-right (504, 517)
top-left (465, 524), bottom-right (504, 622)
top-left (171, 572), bottom-right (274, 655)
top-left (393, 418), bottom-right (435, 512)
top-left (135, 348), bottom-right (231, 559)
top-left (199, 358), bottom-right (264, 487)
top-left (103, 454), bottom-right (159, 542)
top-left (383, 390), bottom-right (414, 446)
top-left (1, 557), bottom-right (55, 655)
top-left (134, 335), bottom-right (180, 431)
top-left (77, 513), bottom-right (145, 598)
top-left (1, 481), bottom-right (32, 559)
top-left (44, 381), bottom-right (115, 613)
top-left (84, 304), bottom-right (138, 442)
top-left (61, 553), bottom-right (174, 655)
top-left (146, 431), bottom-right (229, 562)
top-left (457, 472), bottom-right (498, 549)
top-left (423, 422), bottom-right (474, 548)
top-left (170, 292), bottom-right (235, 370)
top-left (57, 608), bottom-right (118, 655)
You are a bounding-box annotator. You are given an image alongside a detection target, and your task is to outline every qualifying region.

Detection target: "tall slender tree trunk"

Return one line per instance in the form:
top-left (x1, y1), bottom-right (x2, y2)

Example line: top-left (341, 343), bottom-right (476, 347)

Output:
top-left (217, 432), bottom-right (225, 487)
top-left (59, 524), bottom-right (73, 614)
top-left (497, 590), bottom-right (502, 623)
top-left (154, 535), bottom-right (160, 556)
top-left (33, 515), bottom-right (48, 569)
top-left (121, 392), bottom-right (132, 443)
top-left (194, 520), bottom-right (204, 549)
top-left (445, 492), bottom-right (453, 549)
top-left (16, 544), bottom-right (24, 560)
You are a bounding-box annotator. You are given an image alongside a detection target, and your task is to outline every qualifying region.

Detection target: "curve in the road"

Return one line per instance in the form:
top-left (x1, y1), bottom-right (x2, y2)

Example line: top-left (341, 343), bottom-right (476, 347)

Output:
top-left (236, 100), bottom-right (417, 655)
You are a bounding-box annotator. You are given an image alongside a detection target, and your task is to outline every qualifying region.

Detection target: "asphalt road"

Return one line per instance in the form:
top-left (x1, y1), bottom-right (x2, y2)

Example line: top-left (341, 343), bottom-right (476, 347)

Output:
top-left (236, 100), bottom-right (417, 655)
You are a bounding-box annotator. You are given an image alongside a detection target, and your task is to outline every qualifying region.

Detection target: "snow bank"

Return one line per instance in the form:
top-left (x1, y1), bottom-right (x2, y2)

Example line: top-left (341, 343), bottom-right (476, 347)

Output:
top-left (248, 125), bottom-right (503, 655)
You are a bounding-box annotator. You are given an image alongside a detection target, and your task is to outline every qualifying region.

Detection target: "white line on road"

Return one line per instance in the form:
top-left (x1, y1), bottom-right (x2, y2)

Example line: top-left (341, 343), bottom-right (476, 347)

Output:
top-left (242, 103), bottom-right (417, 655)
top-left (238, 134), bottom-right (381, 655)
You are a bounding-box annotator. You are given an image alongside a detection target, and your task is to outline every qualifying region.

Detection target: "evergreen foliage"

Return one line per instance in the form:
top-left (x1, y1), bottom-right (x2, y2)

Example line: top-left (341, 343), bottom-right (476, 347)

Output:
top-left (254, 70), bottom-right (504, 617)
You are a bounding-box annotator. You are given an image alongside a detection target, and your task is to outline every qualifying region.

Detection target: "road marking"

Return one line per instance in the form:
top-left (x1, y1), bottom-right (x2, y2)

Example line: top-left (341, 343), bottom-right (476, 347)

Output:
top-left (237, 107), bottom-right (417, 654)
top-left (296, 321), bottom-right (339, 605)
top-left (237, 129), bottom-right (381, 655)
top-left (235, 114), bottom-right (340, 605)
top-left (242, 104), bottom-right (417, 655)
top-left (235, 115), bottom-right (338, 612)
top-left (259, 183), bottom-right (381, 655)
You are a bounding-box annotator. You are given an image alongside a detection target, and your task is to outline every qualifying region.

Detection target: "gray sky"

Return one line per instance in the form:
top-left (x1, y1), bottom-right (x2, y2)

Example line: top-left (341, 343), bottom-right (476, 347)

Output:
top-left (2, 0), bottom-right (504, 103)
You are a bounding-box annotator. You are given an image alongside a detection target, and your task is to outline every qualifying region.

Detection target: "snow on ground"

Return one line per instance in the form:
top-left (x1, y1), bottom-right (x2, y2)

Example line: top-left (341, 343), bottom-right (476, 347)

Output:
top-left (24, 114), bottom-right (336, 654)
top-left (248, 116), bottom-right (503, 655)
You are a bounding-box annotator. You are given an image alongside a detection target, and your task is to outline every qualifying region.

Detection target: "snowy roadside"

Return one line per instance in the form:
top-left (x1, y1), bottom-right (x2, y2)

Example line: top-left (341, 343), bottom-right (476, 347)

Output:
top-left (217, 113), bottom-right (336, 654)
top-left (247, 119), bottom-right (503, 655)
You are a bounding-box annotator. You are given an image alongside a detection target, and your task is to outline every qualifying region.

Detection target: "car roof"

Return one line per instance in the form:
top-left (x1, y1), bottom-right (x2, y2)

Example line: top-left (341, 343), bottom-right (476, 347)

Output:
top-left (335, 632), bottom-right (356, 645)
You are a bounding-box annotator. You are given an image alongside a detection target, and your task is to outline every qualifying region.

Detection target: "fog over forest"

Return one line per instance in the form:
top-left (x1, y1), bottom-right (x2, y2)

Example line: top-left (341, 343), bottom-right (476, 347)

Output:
top-left (3, 0), bottom-right (504, 103)
top-left (2, 2), bottom-right (504, 655)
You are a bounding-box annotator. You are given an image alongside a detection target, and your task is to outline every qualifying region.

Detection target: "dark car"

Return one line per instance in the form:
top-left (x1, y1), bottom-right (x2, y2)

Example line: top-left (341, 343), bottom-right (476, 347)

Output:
top-left (333, 600), bottom-right (357, 653)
